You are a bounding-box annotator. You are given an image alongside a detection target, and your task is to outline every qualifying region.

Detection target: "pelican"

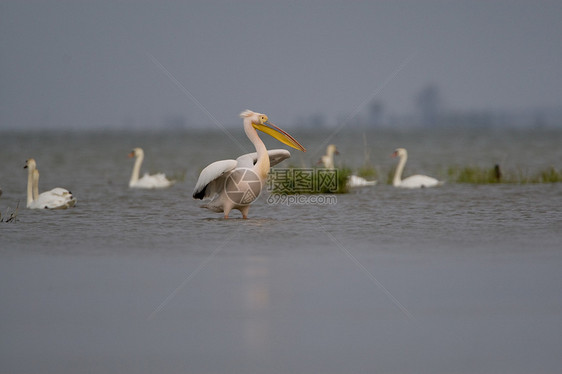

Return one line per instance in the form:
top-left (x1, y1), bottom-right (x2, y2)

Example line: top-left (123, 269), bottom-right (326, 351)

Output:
top-left (24, 158), bottom-right (77, 209)
top-left (128, 147), bottom-right (175, 189)
top-left (320, 144), bottom-right (377, 187)
top-left (193, 110), bottom-right (306, 219)
top-left (391, 148), bottom-right (442, 188)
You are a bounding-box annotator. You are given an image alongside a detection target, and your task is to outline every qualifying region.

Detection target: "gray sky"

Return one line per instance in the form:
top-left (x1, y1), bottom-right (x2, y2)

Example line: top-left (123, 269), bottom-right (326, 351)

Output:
top-left (1, 0), bottom-right (562, 129)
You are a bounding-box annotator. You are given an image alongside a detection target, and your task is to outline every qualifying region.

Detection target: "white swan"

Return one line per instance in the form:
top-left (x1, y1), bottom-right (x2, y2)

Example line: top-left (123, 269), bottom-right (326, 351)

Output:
top-left (128, 148), bottom-right (174, 189)
top-left (32, 169), bottom-right (39, 200)
top-left (24, 159), bottom-right (77, 209)
top-left (347, 174), bottom-right (377, 187)
top-left (391, 148), bottom-right (442, 188)
top-left (320, 144), bottom-right (339, 169)
top-left (320, 144), bottom-right (377, 187)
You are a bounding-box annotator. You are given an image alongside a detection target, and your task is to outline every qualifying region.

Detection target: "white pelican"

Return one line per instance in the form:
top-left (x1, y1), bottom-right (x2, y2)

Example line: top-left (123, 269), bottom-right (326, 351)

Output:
top-left (391, 148), bottom-right (442, 188)
top-left (128, 147), bottom-right (175, 189)
top-left (24, 158), bottom-right (77, 209)
top-left (193, 110), bottom-right (306, 219)
top-left (320, 144), bottom-right (377, 188)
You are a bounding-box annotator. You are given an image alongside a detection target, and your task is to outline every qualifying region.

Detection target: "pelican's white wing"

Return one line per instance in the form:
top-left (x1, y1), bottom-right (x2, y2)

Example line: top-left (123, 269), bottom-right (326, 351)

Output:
top-left (193, 159), bottom-right (238, 199)
top-left (236, 149), bottom-right (291, 168)
top-left (194, 150), bottom-right (291, 200)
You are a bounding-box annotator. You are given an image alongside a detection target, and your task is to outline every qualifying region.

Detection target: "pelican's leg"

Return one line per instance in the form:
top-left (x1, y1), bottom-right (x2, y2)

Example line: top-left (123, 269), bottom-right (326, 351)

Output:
top-left (222, 198), bottom-right (234, 219)
top-left (223, 206), bottom-right (232, 219)
top-left (240, 205), bottom-right (250, 219)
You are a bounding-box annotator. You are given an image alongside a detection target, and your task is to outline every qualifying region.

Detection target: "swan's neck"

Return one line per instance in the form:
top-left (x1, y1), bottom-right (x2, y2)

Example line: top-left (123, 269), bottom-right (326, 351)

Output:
top-left (130, 153), bottom-right (144, 186)
top-left (26, 167), bottom-right (34, 207)
top-left (324, 152), bottom-right (335, 169)
top-left (33, 171), bottom-right (39, 200)
top-left (245, 120), bottom-right (269, 180)
top-left (393, 153), bottom-right (407, 186)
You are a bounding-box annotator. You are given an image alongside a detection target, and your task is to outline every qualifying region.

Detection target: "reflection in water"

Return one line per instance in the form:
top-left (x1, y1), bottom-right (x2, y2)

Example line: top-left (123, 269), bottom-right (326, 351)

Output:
top-left (243, 256), bottom-right (270, 353)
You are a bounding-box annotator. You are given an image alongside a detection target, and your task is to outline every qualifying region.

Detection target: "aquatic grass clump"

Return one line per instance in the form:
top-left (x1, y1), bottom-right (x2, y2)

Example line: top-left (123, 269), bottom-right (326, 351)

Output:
top-left (448, 165), bottom-right (562, 184)
top-left (516, 167), bottom-right (562, 184)
top-left (333, 167), bottom-right (352, 194)
top-left (356, 164), bottom-right (378, 180)
top-left (448, 165), bottom-right (502, 184)
top-left (537, 167), bottom-right (562, 183)
top-left (385, 168), bottom-right (396, 185)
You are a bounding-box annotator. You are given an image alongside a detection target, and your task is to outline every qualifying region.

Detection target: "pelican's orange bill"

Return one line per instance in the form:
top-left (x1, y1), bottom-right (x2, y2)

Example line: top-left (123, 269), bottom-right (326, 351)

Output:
top-left (253, 121), bottom-right (306, 152)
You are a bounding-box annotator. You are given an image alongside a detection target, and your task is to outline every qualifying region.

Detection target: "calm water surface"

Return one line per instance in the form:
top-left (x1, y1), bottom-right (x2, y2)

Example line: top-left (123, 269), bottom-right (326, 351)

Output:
top-left (1, 128), bottom-right (561, 373)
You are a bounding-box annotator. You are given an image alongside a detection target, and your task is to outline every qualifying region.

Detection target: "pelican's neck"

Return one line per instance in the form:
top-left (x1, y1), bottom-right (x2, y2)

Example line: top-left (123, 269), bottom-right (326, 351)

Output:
top-left (26, 165), bottom-right (35, 207)
top-left (393, 152), bottom-right (407, 186)
top-left (130, 153), bottom-right (144, 186)
top-left (244, 120), bottom-right (269, 180)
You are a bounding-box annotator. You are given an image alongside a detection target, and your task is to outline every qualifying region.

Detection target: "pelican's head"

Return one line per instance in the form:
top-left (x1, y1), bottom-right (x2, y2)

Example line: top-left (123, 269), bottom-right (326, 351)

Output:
top-left (240, 110), bottom-right (306, 152)
top-left (24, 158), bottom-right (37, 170)
top-left (392, 148), bottom-right (407, 158)
top-left (128, 147), bottom-right (144, 158)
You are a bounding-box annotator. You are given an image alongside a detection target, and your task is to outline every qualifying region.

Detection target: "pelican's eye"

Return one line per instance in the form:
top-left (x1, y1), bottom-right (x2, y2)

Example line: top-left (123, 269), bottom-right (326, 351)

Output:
top-left (259, 115), bottom-right (268, 124)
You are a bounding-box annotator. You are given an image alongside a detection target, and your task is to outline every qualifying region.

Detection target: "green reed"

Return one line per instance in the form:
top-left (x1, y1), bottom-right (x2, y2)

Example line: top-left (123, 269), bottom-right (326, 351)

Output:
top-left (356, 164), bottom-right (378, 180)
top-left (269, 164), bottom-right (560, 193)
top-left (448, 165), bottom-right (502, 184)
top-left (538, 167), bottom-right (562, 183)
top-left (447, 165), bottom-right (562, 184)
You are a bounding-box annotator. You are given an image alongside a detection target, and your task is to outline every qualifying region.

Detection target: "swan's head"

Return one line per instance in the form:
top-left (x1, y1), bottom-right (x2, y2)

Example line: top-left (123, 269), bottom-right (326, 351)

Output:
top-left (24, 158), bottom-right (37, 170)
top-left (128, 148), bottom-right (144, 158)
top-left (392, 148), bottom-right (407, 158)
top-left (240, 109), bottom-right (306, 152)
top-left (326, 144), bottom-right (339, 156)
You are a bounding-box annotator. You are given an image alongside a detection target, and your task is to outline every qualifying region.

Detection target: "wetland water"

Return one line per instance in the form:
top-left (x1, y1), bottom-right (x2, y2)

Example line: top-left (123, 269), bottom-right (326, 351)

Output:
top-left (1, 127), bottom-right (561, 373)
